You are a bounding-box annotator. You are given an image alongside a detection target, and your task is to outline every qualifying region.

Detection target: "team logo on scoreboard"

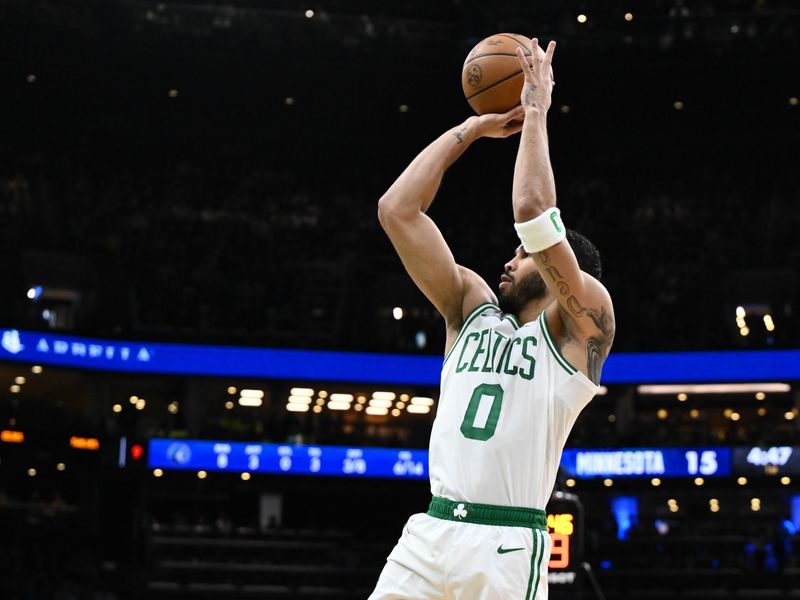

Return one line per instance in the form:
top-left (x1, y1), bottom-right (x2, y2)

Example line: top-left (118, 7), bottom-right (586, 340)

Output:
top-left (166, 442), bottom-right (192, 465)
top-left (1, 330), bottom-right (25, 355)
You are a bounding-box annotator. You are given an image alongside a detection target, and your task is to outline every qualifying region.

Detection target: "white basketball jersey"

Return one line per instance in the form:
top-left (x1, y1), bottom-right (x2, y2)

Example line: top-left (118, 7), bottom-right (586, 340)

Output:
top-left (429, 302), bottom-right (599, 510)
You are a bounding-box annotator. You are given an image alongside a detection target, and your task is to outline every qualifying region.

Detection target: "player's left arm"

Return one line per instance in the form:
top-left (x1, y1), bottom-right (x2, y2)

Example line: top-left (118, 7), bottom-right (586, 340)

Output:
top-left (512, 38), bottom-right (615, 384)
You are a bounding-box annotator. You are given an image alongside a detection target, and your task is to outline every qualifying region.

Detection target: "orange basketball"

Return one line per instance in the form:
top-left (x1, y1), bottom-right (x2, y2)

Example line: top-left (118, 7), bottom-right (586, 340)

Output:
top-left (462, 33), bottom-right (532, 116)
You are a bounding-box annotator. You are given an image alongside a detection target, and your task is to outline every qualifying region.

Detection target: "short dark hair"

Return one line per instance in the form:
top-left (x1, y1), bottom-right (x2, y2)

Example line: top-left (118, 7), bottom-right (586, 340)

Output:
top-left (567, 229), bottom-right (602, 280)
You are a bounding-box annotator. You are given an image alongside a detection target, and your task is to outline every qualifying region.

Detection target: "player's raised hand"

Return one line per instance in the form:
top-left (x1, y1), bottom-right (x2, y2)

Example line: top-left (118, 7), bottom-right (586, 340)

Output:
top-left (473, 105), bottom-right (525, 139)
top-left (515, 38), bottom-right (556, 114)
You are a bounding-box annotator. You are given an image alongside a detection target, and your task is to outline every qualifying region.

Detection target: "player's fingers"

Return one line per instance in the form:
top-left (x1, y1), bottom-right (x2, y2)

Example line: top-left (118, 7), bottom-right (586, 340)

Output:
top-left (515, 47), bottom-right (534, 80)
top-left (542, 40), bottom-right (556, 74)
top-left (503, 121), bottom-right (524, 137)
top-left (502, 105), bottom-right (525, 122)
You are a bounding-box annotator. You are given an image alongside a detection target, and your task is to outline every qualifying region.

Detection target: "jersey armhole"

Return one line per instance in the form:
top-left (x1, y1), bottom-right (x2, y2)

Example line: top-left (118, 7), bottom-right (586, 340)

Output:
top-left (540, 310), bottom-right (579, 376)
top-left (442, 302), bottom-right (497, 366)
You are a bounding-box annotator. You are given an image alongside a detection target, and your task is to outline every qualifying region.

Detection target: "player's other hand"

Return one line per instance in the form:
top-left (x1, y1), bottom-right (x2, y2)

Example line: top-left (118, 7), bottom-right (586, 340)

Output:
top-left (472, 106), bottom-right (525, 139)
top-left (516, 38), bottom-right (556, 115)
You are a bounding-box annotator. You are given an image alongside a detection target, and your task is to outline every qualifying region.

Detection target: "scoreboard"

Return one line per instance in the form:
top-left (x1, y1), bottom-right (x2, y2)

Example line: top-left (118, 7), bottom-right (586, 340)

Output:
top-left (559, 447), bottom-right (731, 479)
top-left (548, 492), bottom-right (584, 599)
top-left (148, 439), bottom-right (800, 480)
top-left (733, 446), bottom-right (800, 476)
top-left (148, 439), bottom-right (427, 479)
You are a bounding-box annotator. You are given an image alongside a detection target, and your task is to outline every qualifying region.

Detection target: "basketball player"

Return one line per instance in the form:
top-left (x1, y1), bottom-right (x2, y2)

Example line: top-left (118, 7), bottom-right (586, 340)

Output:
top-left (369, 38), bottom-right (615, 599)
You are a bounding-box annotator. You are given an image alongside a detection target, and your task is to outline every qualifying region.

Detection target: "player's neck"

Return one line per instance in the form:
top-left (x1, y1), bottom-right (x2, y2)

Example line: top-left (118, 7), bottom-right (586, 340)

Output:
top-left (516, 296), bottom-right (553, 326)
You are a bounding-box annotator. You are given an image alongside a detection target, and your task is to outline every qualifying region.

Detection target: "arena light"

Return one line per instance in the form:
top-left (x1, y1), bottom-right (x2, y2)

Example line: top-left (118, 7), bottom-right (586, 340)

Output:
top-left (304, 9), bottom-right (314, 18)
top-left (369, 399), bottom-right (393, 408)
top-left (392, 307), bottom-right (404, 320)
top-left (112, 404), bottom-right (122, 413)
top-left (286, 403), bottom-right (309, 412)
top-left (70, 436), bottom-right (100, 451)
top-left (14, 376), bottom-right (25, 385)
top-left (603, 478), bottom-right (613, 487)
top-left (565, 478), bottom-right (576, 488)
top-left (129, 395), bottom-right (138, 404)
top-left (789, 97), bottom-right (798, 106)
top-left (410, 396), bottom-right (435, 406)
top-left (577, 14), bottom-right (588, 23)
top-left (624, 12), bottom-right (633, 21)
top-left (373, 391), bottom-right (396, 401)
top-left (330, 393), bottom-right (354, 402)
top-left (26, 74), bottom-right (37, 83)
top-left (781, 477), bottom-right (791, 485)
top-left (365, 406), bottom-right (389, 416)
top-left (1, 430), bottom-right (24, 443)
top-left (638, 383), bottom-right (791, 395)
top-left (288, 395), bottom-right (312, 404)
top-left (31, 365), bottom-right (43, 374)
top-left (764, 315), bottom-right (775, 332)
top-left (153, 468), bottom-right (163, 478)
top-left (241, 472), bottom-right (251, 481)
top-left (597, 386), bottom-right (608, 396)
top-left (327, 401), bottom-right (350, 411)
top-left (26, 286), bottom-right (42, 301)
top-left (407, 405), bottom-right (430, 414)
top-left (290, 388), bottom-right (314, 397)
top-left (227, 386), bottom-right (237, 395)
top-left (167, 402), bottom-right (179, 414)
top-left (56, 463), bottom-right (66, 472)
top-left (239, 396), bottom-right (263, 407)
top-left (28, 468), bottom-right (37, 477)
top-left (9, 385), bottom-right (20, 394)
top-left (240, 389), bottom-right (264, 399)
top-left (391, 408), bottom-right (401, 417)
top-left (224, 401), bottom-right (234, 410)
top-left (197, 470), bottom-right (207, 479)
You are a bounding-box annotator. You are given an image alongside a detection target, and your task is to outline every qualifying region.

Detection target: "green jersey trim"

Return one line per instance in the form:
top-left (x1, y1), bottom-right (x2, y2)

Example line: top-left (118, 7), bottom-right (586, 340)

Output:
top-left (442, 302), bottom-right (497, 367)
top-left (540, 310), bottom-right (578, 376)
top-left (426, 496), bottom-right (547, 530)
top-left (503, 313), bottom-right (520, 329)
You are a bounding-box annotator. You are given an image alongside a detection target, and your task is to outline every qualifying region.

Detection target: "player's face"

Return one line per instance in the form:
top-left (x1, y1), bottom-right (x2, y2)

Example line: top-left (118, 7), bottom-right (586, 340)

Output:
top-left (498, 245), bottom-right (547, 314)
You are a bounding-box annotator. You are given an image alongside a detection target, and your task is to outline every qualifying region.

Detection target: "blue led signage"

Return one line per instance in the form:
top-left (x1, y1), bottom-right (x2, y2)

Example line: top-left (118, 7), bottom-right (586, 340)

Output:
top-left (2, 328), bottom-right (798, 385)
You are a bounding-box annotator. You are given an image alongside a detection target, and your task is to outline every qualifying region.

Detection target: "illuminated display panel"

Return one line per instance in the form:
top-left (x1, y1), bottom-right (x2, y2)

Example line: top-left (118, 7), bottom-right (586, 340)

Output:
top-left (2, 327), bottom-right (799, 384)
top-left (547, 493), bottom-right (583, 592)
top-left (148, 439), bottom-right (427, 479)
top-left (560, 447), bottom-right (732, 479)
top-left (733, 446), bottom-right (800, 475)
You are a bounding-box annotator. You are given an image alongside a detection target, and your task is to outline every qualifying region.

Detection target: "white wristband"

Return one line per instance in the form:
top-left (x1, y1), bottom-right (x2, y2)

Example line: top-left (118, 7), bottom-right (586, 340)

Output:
top-left (513, 207), bottom-right (566, 253)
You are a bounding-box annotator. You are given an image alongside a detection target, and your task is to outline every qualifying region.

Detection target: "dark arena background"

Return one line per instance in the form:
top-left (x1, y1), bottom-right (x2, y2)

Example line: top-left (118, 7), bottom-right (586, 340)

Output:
top-left (2, 0), bottom-right (800, 598)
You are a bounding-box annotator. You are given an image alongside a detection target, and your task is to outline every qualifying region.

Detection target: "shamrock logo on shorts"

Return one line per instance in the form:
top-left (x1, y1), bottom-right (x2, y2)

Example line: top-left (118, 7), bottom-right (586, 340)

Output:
top-left (453, 503), bottom-right (468, 519)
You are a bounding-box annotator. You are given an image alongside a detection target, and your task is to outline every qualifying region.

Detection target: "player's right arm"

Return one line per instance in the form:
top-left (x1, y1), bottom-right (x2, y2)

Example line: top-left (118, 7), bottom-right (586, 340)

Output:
top-left (377, 109), bottom-right (523, 328)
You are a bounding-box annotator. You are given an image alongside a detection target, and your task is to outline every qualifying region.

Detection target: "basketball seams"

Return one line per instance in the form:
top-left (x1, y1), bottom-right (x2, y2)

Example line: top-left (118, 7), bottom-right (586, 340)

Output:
top-left (465, 69), bottom-right (523, 101)
top-left (494, 33), bottom-right (532, 52)
top-left (463, 52), bottom-right (523, 67)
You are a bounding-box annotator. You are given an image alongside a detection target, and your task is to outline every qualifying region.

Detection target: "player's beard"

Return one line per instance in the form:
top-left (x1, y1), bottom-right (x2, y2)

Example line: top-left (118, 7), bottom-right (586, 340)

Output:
top-left (498, 271), bottom-right (548, 316)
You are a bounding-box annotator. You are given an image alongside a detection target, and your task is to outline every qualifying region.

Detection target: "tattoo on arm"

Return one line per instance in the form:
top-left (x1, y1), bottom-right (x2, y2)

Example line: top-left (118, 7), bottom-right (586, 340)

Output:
top-left (537, 250), bottom-right (615, 385)
top-left (523, 85), bottom-right (538, 108)
top-left (452, 124), bottom-right (469, 144)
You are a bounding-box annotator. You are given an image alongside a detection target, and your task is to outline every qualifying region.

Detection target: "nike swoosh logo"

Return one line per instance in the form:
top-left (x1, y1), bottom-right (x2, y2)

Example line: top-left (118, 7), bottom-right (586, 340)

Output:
top-left (497, 545), bottom-right (525, 554)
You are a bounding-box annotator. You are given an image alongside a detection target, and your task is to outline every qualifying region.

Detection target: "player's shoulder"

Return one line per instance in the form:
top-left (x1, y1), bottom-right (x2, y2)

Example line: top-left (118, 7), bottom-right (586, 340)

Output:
top-left (453, 265), bottom-right (498, 325)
